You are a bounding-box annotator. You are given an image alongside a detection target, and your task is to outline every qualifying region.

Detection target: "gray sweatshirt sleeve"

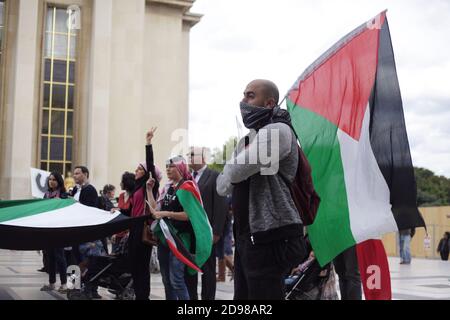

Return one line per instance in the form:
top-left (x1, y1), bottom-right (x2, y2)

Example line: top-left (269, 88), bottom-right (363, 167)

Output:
top-left (216, 173), bottom-right (233, 196)
top-left (219, 123), bottom-right (293, 188)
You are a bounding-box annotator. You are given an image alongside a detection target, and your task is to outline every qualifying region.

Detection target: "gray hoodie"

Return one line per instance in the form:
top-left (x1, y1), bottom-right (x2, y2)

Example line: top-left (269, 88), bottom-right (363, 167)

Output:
top-left (216, 122), bottom-right (302, 239)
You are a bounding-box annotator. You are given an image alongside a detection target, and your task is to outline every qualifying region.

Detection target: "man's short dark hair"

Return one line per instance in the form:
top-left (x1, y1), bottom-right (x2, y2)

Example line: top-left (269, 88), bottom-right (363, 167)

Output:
top-left (74, 166), bottom-right (90, 178)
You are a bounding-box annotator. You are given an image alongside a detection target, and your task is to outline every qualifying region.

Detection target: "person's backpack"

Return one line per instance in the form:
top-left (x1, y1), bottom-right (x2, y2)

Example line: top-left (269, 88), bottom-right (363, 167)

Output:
top-left (281, 146), bottom-right (321, 225)
top-left (275, 122), bottom-right (320, 225)
top-left (270, 115), bottom-right (321, 225)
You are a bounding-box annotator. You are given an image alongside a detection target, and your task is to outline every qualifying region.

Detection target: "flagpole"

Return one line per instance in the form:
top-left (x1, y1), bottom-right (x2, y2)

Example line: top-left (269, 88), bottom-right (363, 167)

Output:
top-left (278, 94), bottom-right (287, 109)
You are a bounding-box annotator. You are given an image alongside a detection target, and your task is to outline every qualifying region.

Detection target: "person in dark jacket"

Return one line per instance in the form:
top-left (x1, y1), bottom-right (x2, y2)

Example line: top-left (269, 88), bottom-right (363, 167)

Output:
top-left (71, 166), bottom-right (98, 208)
top-left (437, 232), bottom-right (450, 261)
top-left (70, 166), bottom-right (101, 298)
top-left (185, 146), bottom-right (228, 300)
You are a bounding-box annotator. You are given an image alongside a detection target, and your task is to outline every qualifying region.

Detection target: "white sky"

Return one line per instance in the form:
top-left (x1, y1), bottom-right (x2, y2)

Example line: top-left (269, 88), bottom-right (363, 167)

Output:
top-left (188, 0), bottom-right (450, 177)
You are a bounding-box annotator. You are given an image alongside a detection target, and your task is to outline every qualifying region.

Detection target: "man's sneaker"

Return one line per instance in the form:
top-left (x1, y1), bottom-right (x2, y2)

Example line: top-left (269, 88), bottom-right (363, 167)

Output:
top-left (40, 284), bottom-right (55, 291)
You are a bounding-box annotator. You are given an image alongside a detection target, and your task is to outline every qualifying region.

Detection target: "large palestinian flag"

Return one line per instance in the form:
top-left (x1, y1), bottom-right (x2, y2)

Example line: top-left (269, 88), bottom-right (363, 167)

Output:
top-left (287, 11), bottom-right (425, 266)
top-left (0, 198), bottom-right (146, 250)
top-left (153, 180), bottom-right (212, 275)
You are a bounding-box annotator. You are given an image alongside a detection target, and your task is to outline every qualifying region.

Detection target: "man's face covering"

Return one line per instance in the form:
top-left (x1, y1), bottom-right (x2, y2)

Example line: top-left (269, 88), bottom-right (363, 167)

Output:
top-left (240, 101), bottom-right (274, 130)
top-left (240, 80), bottom-right (278, 130)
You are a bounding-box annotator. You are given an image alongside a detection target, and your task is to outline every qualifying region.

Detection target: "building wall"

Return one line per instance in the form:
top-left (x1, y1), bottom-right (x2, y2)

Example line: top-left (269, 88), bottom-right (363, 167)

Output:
top-left (143, 2), bottom-right (188, 173)
top-left (0, 0), bottom-right (200, 199)
top-left (382, 206), bottom-right (450, 259)
top-left (0, 0), bottom-right (41, 199)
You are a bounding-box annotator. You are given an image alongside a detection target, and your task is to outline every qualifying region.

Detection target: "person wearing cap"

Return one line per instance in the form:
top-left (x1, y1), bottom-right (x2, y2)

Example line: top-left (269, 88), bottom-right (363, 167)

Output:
top-left (128, 127), bottom-right (160, 300)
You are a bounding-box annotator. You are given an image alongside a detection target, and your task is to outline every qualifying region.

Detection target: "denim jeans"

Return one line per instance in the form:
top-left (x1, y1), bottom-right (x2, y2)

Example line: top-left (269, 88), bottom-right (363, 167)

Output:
top-left (157, 244), bottom-right (190, 300)
top-left (399, 234), bottom-right (411, 263)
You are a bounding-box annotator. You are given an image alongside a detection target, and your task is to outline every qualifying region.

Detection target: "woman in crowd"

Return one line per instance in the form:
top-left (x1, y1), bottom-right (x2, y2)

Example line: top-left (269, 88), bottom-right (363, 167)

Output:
top-left (40, 172), bottom-right (69, 293)
top-left (111, 172), bottom-right (135, 253)
top-left (128, 127), bottom-right (160, 300)
top-left (147, 155), bottom-right (212, 300)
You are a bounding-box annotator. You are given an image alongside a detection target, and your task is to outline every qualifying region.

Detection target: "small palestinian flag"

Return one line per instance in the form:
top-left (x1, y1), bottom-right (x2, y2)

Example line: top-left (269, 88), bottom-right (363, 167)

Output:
top-left (287, 11), bottom-right (425, 266)
top-left (157, 218), bottom-right (203, 273)
top-left (153, 180), bottom-right (212, 275)
top-left (0, 198), bottom-right (146, 250)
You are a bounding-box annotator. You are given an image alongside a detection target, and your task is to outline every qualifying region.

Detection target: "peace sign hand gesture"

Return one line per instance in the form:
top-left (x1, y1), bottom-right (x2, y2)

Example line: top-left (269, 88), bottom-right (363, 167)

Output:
top-left (146, 127), bottom-right (157, 145)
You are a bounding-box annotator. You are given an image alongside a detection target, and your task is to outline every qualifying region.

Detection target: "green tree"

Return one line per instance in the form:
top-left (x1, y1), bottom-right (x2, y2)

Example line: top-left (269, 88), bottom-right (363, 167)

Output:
top-left (414, 167), bottom-right (450, 206)
top-left (208, 136), bottom-right (238, 172)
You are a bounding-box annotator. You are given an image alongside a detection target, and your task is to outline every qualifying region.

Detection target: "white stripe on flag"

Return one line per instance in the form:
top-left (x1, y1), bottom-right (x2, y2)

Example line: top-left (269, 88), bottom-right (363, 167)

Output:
top-left (159, 219), bottom-right (177, 249)
top-left (2, 203), bottom-right (121, 228)
top-left (337, 106), bottom-right (398, 242)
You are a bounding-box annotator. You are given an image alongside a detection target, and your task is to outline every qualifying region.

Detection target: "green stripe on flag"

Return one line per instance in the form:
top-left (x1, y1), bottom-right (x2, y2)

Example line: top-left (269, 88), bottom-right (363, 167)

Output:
top-left (177, 188), bottom-right (212, 274)
top-left (287, 99), bottom-right (356, 265)
top-left (0, 198), bottom-right (76, 223)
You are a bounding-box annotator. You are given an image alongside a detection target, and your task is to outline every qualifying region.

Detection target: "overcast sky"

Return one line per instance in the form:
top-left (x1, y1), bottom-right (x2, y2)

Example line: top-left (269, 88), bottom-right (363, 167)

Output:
top-left (188, 0), bottom-right (450, 178)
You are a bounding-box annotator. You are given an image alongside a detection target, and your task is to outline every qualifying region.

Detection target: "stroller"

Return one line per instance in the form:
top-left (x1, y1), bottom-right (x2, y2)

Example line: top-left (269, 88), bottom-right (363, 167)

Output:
top-left (67, 236), bottom-right (135, 300)
top-left (285, 236), bottom-right (338, 300)
top-left (285, 258), bottom-right (335, 300)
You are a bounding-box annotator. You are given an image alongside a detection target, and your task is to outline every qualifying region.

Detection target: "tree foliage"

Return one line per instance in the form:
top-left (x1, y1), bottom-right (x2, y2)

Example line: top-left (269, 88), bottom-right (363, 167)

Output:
top-left (415, 167), bottom-right (450, 206)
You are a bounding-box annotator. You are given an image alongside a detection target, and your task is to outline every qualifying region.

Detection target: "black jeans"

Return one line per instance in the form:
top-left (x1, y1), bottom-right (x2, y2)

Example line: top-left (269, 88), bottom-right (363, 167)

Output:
top-left (48, 248), bottom-right (67, 285)
top-left (333, 245), bottom-right (362, 300)
top-left (185, 244), bottom-right (217, 300)
top-left (128, 223), bottom-right (152, 300)
top-left (234, 235), bottom-right (307, 300)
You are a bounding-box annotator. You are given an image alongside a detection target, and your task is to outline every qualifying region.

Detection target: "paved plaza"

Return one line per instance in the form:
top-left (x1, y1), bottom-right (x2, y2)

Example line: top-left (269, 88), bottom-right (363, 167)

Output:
top-left (0, 249), bottom-right (448, 300)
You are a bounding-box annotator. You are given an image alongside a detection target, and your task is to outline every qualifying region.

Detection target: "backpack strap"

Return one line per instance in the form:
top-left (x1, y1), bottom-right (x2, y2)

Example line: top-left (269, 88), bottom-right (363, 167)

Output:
top-left (274, 120), bottom-right (301, 187)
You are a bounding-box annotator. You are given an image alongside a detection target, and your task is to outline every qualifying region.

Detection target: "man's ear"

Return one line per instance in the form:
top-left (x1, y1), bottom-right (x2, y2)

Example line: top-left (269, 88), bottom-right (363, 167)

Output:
top-left (265, 98), bottom-right (277, 108)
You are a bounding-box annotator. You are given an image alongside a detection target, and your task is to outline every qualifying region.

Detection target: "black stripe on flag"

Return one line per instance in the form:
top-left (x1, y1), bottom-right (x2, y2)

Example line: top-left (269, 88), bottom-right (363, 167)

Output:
top-left (368, 18), bottom-right (425, 230)
top-left (0, 214), bottom-right (148, 250)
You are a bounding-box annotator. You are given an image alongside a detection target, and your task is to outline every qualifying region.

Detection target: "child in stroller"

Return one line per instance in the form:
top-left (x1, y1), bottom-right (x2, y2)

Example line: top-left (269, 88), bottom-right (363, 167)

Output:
top-left (285, 238), bottom-right (338, 300)
top-left (67, 235), bottom-right (134, 300)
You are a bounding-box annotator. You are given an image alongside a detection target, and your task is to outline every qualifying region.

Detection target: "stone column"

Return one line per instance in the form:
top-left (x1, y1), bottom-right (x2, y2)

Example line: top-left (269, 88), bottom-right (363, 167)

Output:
top-left (86, 0), bottom-right (114, 190)
top-left (2, 0), bottom-right (40, 199)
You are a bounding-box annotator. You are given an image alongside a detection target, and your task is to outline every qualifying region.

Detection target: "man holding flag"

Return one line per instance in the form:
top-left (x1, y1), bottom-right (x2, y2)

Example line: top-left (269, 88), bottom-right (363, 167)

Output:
top-left (217, 79), bottom-right (307, 300)
top-left (285, 11), bottom-right (425, 300)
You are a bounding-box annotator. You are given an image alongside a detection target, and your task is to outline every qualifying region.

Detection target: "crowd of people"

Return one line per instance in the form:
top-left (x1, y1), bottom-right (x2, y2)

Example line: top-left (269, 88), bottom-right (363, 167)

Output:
top-left (36, 79), bottom-right (368, 300)
top-left (37, 128), bottom-right (236, 300)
